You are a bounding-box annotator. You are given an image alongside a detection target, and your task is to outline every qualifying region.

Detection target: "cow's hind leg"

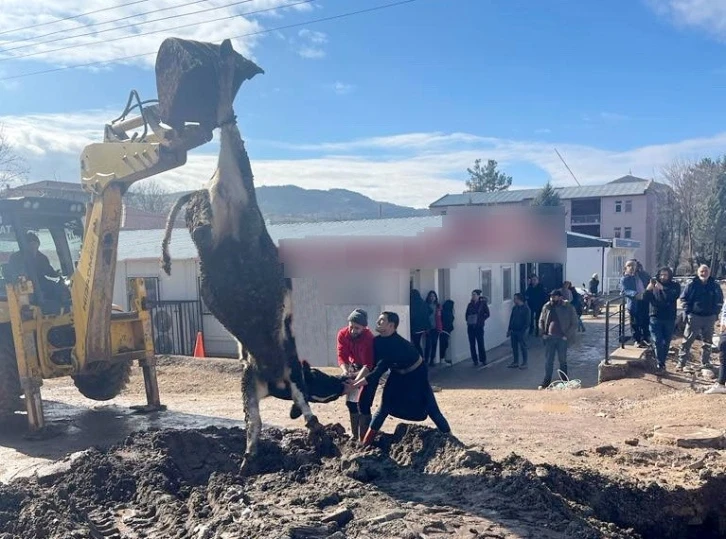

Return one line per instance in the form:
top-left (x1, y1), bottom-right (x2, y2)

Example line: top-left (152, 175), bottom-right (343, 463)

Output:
top-left (240, 360), bottom-right (263, 474)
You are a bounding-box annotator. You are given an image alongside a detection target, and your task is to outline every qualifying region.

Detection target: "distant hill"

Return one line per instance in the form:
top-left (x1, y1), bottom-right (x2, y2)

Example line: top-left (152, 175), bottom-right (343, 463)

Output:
top-left (253, 185), bottom-right (429, 223)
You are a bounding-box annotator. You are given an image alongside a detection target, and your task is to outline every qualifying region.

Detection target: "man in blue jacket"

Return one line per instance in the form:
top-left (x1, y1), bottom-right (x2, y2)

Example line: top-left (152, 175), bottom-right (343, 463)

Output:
top-left (642, 266), bottom-right (681, 371)
top-left (678, 264), bottom-right (723, 370)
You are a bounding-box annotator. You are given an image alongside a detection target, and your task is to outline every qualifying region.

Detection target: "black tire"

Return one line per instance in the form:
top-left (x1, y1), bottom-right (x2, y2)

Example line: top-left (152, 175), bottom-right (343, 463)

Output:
top-left (0, 325), bottom-right (22, 417)
top-left (72, 360), bottom-right (132, 401)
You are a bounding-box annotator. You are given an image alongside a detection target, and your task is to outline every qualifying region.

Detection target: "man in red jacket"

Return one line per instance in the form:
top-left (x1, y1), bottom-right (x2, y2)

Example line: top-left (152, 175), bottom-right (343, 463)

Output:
top-left (337, 308), bottom-right (377, 441)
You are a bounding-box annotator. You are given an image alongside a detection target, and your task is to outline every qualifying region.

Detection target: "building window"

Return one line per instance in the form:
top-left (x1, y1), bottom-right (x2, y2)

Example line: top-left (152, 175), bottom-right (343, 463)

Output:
top-left (502, 266), bottom-right (513, 301)
top-left (615, 200), bottom-right (622, 213)
top-left (480, 269), bottom-right (492, 302)
top-left (625, 200), bottom-right (632, 212)
top-left (614, 227), bottom-right (621, 238)
top-left (624, 227), bottom-right (632, 239)
top-left (127, 276), bottom-right (159, 310)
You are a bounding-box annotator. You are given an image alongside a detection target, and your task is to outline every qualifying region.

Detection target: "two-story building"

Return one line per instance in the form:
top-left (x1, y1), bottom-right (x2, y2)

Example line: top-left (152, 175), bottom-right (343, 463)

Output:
top-left (429, 175), bottom-right (668, 274)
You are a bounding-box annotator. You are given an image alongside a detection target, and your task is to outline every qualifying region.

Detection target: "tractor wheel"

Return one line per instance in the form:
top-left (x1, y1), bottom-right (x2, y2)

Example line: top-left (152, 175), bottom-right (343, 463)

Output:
top-left (0, 325), bottom-right (22, 417)
top-left (72, 360), bottom-right (132, 401)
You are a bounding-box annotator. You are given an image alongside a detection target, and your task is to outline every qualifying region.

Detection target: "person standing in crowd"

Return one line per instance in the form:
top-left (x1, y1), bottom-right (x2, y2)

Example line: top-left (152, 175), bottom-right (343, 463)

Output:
top-left (589, 273), bottom-right (600, 296)
top-left (634, 261), bottom-right (653, 344)
top-left (567, 281), bottom-right (586, 332)
top-left (409, 289), bottom-right (430, 358)
top-left (506, 293), bottom-right (530, 369)
top-left (465, 289), bottom-right (490, 366)
top-left (621, 260), bottom-right (649, 347)
top-left (525, 275), bottom-right (548, 337)
top-left (424, 290), bottom-right (442, 366)
top-left (705, 299), bottom-right (726, 394)
top-left (561, 281), bottom-right (574, 303)
top-left (336, 309), bottom-right (377, 441)
top-left (677, 264), bottom-right (723, 371)
top-left (642, 267), bottom-right (681, 371)
top-left (538, 289), bottom-right (578, 389)
top-left (439, 299), bottom-right (455, 365)
top-left (354, 311), bottom-right (451, 445)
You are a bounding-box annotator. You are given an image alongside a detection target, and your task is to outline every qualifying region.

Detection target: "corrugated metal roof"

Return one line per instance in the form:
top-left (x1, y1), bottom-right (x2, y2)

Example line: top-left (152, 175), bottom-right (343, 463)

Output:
top-left (118, 214), bottom-right (598, 261)
top-left (430, 181), bottom-right (652, 207)
top-left (117, 215), bottom-right (445, 261)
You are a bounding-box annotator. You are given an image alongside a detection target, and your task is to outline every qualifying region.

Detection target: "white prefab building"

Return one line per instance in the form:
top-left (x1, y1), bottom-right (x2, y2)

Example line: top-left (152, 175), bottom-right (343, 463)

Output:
top-left (115, 208), bottom-right (566, 367)
top-left (565, 233), bottom-right (641, 294)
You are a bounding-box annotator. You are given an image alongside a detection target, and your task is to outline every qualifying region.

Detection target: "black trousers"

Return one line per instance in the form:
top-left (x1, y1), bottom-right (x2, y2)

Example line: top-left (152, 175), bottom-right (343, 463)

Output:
top-left (424, 328), bottom-right (439, 364)
top-left (467, 325), bottom-right (486, 364)
top-left (439, 332), bottom-right (451, 361)
top-left (529, 306), bottom-right (542, 335)
top-left (345, 376), bottom-right (379, 415)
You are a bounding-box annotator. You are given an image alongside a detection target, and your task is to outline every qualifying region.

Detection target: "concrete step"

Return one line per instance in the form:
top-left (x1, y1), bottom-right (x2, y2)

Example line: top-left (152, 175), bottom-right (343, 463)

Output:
top-left (598, 345), bottom-right (649, 384)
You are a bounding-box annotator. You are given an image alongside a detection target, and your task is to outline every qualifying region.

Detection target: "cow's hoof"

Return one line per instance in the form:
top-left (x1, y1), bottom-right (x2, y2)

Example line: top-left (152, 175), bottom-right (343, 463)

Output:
top-left (305, 415), bottom-right (322, 431)
top-left (240, 454), bottom-right (258, 476)
top-left (290, 404), bottom-right (302, 419)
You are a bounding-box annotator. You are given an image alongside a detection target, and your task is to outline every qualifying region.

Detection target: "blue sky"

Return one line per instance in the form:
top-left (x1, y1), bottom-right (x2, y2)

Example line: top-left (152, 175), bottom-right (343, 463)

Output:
top-left (2, 0), bottom-right (726, 207)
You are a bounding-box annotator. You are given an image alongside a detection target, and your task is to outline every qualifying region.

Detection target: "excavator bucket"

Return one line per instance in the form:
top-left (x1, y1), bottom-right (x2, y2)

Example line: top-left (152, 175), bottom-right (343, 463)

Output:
top-left (154, 37), bottom-right (264, 132)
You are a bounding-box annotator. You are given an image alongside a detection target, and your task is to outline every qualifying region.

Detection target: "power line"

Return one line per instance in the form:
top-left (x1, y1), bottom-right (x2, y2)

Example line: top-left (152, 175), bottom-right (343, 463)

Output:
top-left (0, 0), bottom-right (313, 63)
top-left (0, 0), bottom-right (152, 38)
top-left (0, 0), bottom-right (257, 54)
top-left (0, 0), bottom-right (423, 82)
top-left (0, 0), bottom-right (216, 49)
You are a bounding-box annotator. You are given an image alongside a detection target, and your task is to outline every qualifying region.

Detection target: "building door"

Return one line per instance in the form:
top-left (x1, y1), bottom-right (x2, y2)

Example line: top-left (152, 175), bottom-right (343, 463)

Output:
top-left (537, 263), bottom-right (563, 294)
top-left (437, 268), bottom-right (451, 300)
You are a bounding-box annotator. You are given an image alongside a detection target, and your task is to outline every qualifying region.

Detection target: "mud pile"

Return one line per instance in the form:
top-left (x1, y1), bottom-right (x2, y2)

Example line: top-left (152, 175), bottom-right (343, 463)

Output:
top-left (0, 423), bottom-right (722, 538)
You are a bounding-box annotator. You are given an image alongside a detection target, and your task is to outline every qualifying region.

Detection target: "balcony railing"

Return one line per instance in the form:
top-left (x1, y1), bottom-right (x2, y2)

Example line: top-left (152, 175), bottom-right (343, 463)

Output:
top-left (570, 213), bottom-right (601, 225)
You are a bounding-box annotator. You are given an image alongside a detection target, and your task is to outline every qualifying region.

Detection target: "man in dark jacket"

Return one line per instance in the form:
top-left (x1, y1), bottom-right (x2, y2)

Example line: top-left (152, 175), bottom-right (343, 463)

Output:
top-left (525, 275), bottom-right (547, 337)
top-left (538, 289), bottom-right (578, 389)
top-left (465, 289), bottom-right (490, 366)
top-left (353, 311), bottom-right (451, 445)
top-left (678, 264), bottom-right (724, 370)
top-left (506, 293), bottom-right (531, 369)
top-left (642, 267), bottom-right (681, 371)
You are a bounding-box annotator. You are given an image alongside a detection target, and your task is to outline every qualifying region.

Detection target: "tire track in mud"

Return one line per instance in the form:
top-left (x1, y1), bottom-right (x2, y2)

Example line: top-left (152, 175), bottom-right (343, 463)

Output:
top-left (0, 423), bottom-right (719, 539)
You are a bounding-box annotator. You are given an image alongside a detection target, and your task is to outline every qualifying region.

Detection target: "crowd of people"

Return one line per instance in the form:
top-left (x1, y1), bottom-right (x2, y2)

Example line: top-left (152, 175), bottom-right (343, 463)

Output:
top-left (332, 260), bottom-right (726, 445)
top-left (619, 258), bottom-right (726, 395)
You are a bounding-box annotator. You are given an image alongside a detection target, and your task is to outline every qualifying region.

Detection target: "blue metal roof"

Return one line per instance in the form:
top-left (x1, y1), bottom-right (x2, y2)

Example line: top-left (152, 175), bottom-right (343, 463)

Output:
top-left (430, 180), bottom-right (653, 208)
top-left (117, 215), bottom-right (445, 261)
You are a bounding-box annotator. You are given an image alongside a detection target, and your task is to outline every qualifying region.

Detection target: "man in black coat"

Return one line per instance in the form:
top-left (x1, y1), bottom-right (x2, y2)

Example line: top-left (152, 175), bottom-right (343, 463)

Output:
top-left (642, 266), bottom-right (681, 371)
top-left (525, 275), bottom-right (547, 337)
top-left (353, 311), bottom-right (451, 445)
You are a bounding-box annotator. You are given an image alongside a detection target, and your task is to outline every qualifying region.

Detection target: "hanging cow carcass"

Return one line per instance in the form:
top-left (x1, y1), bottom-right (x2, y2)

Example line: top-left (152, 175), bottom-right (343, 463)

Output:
top-left (156, 37), bottom-right (348, 471)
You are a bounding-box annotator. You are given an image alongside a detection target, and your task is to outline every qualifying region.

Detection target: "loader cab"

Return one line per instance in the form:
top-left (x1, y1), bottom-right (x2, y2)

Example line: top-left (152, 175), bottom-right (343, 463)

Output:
top-left (0, 197), bottom-right (85, 316)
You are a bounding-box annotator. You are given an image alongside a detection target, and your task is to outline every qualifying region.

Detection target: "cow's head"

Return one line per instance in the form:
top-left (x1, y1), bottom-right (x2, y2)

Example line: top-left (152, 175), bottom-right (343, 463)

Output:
top-left (288, 360), bottom-right (353, 419)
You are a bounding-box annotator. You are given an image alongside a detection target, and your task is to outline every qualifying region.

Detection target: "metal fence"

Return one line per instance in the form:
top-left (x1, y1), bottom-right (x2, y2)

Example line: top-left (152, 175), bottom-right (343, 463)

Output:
top-left (149, 300), bottom-right (203, 356)
top-left (603, 295), bottom-right (628, 364)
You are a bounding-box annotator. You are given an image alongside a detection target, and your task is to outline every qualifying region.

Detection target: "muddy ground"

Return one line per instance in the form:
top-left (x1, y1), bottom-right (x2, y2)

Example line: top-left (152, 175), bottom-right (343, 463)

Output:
top-left (1, 317), bottom-right (725, 538)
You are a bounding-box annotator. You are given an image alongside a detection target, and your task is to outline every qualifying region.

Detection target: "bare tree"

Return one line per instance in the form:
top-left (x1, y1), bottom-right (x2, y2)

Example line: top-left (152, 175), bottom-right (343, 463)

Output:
top-left (127, 179), bottom-right (170, 214)
top-left (0, 124), bottom-right (29, 193)
top-left (661, 158), bottom-right (703, 273)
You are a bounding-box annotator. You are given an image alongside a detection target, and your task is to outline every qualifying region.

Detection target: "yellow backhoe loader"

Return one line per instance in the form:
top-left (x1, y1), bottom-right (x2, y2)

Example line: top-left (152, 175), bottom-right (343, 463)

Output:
top-left (0, 37), bottom-right (259, 434)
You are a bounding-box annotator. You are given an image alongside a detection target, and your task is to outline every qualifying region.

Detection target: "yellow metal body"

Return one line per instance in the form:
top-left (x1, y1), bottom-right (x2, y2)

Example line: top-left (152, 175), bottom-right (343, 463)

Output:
top-left (2, 102), bottom-right (213, 431)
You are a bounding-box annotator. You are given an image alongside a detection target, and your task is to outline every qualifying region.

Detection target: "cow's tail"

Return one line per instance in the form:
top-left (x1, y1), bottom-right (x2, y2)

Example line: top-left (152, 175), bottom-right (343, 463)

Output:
top-left (161, 191), bottom-right (195, 276)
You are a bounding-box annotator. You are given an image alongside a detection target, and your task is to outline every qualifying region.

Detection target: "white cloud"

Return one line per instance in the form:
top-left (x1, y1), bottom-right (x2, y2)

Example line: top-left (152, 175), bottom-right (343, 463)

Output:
top-left (332, 81), bottom-right (354, 95)
top-left (646, 0), bottom-right (726, 40)
top-left (293, 28), bottom-right (327, 59)
top-left (4, 109), bottom-right (726, 208)
top-left (0, 0), bottom-right (314, 70)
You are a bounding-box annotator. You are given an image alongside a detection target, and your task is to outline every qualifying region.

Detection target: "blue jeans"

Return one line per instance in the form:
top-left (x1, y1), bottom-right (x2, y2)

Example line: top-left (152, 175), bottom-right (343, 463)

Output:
top-left (370, 382), bottom-right (450, 433)
top-left (649, 317), bottom-right (675, 368)
top-left (542, 336), bottom-right (568, 387)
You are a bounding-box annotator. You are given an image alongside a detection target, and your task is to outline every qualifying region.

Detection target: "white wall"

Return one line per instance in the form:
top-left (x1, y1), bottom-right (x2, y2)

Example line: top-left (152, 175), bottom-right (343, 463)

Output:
top-left (566, 247), bottom-right (604, 292)
top-left (446, 262), bottom-right (516, 364)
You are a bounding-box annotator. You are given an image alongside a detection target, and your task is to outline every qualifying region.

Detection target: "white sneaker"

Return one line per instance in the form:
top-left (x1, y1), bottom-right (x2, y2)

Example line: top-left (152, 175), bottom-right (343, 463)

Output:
top-left (704, 384), bottom-right (726, 395)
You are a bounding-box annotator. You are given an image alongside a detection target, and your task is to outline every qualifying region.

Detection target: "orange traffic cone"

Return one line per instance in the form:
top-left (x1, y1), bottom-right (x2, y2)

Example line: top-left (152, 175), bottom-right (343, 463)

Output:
top-left (193, 331), bottom-right (206, 358)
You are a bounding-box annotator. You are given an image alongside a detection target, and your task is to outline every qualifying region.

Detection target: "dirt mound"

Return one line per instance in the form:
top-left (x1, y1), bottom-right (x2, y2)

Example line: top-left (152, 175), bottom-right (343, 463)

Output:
top-left (0, 423), bottom-right (719, 539)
